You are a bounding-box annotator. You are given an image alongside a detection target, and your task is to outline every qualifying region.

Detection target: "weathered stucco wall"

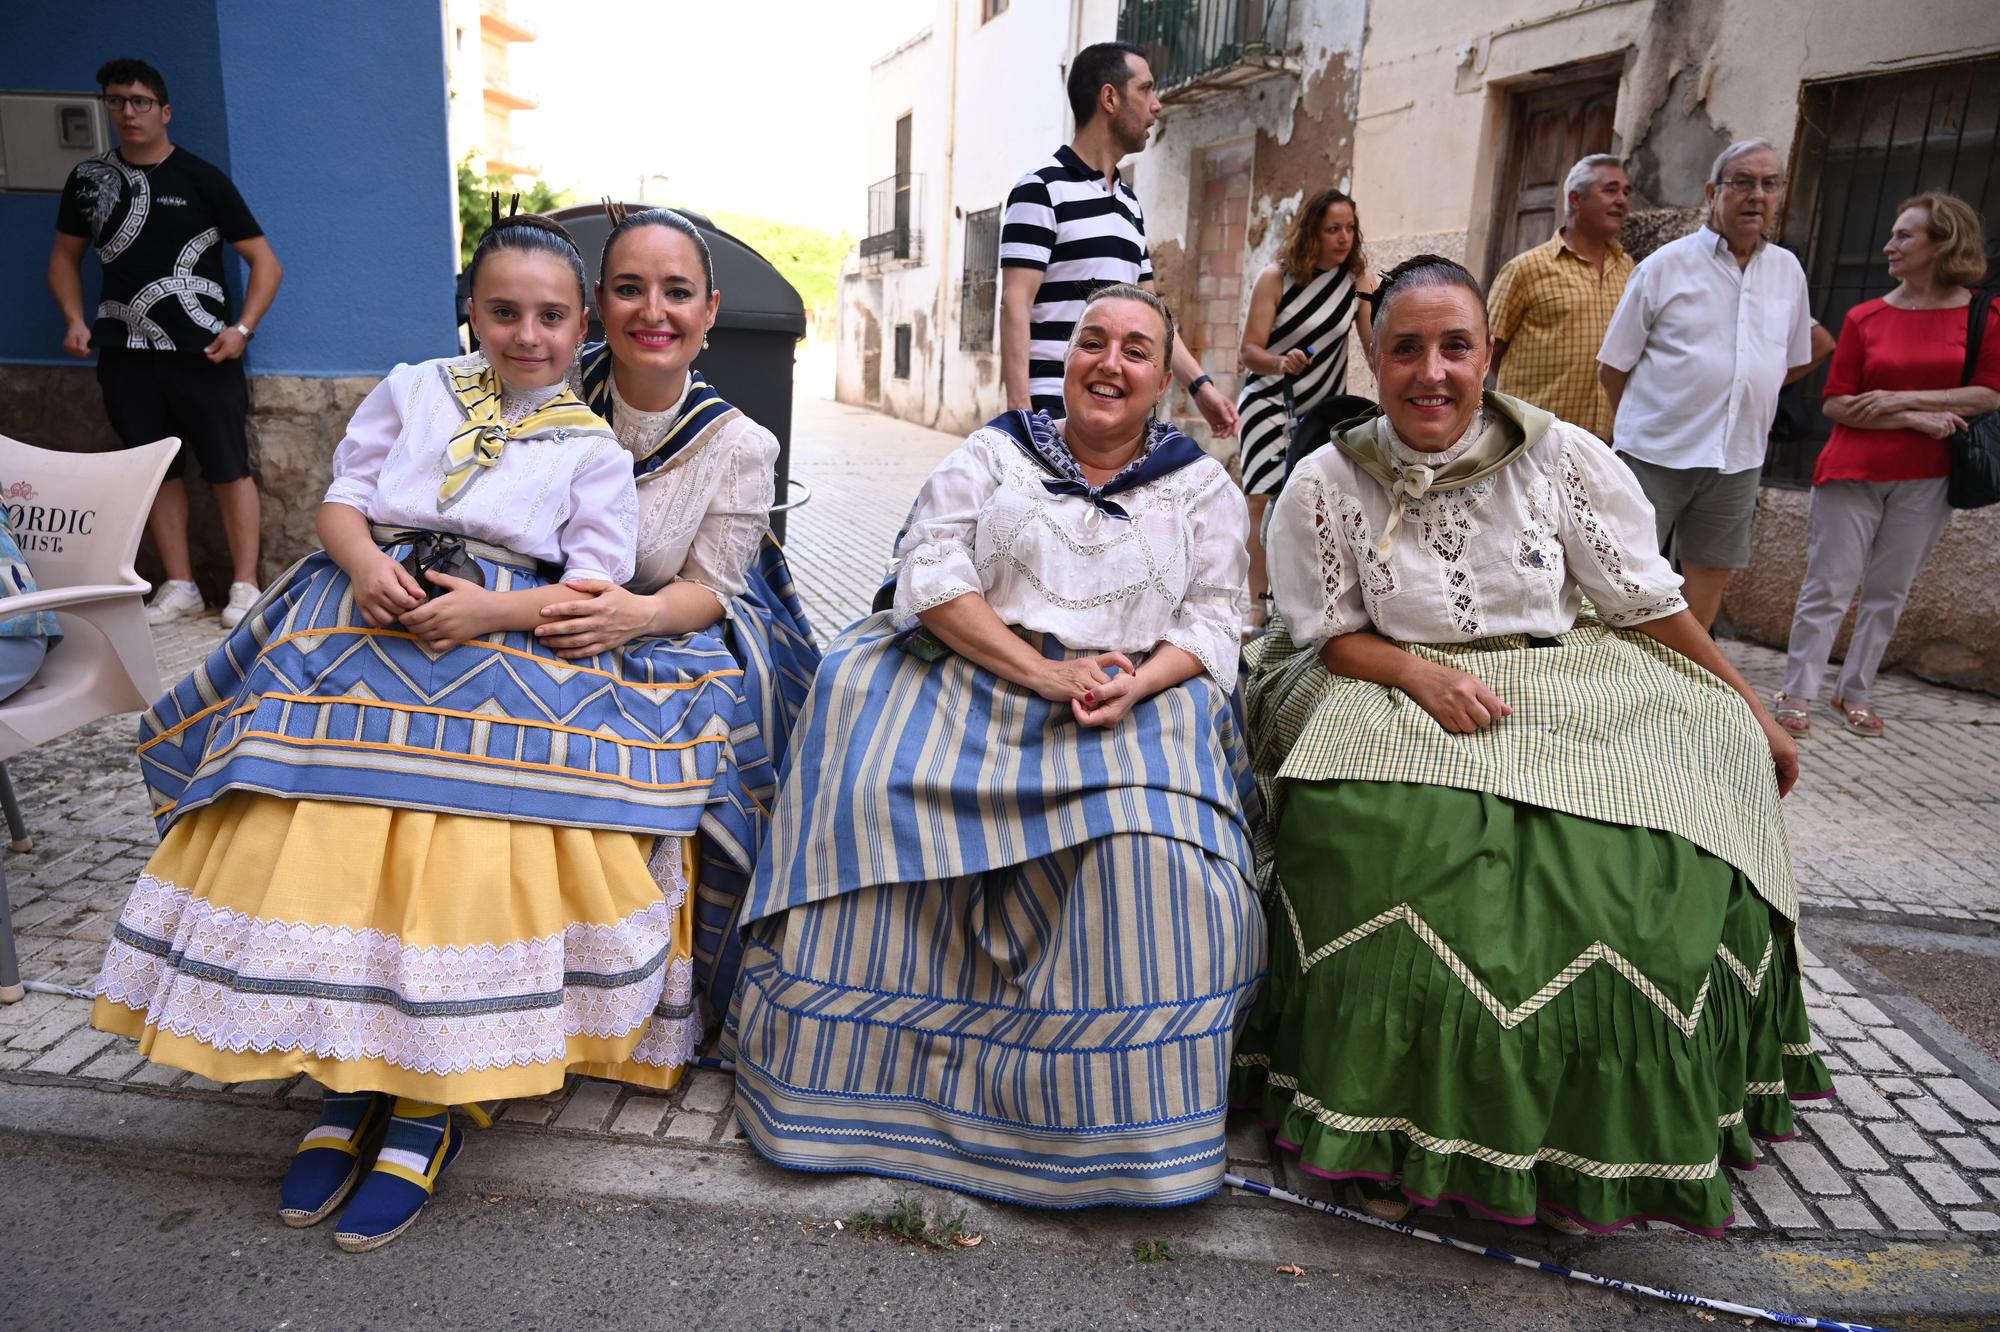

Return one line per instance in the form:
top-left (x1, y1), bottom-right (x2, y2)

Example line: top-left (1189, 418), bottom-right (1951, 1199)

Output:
top-left (1134, 4), bottom-right (1365, 453)
top-left (0, 365), bottom-right (375, 605)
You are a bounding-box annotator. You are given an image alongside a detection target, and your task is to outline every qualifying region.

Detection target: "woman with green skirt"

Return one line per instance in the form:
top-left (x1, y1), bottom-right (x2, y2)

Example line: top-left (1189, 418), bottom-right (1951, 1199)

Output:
top-left (1235, 255), bottom-right (1830, 1235)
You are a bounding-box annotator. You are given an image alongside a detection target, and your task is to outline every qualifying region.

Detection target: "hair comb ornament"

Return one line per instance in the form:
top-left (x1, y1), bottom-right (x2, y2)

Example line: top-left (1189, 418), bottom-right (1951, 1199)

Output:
top-left (601, 196), bottom-right (630, 228)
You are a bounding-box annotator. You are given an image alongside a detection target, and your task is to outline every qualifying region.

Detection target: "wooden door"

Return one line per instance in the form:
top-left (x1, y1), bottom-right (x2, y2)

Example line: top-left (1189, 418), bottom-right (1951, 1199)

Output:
top-left (1487, 70), bottom-right (1619, 275)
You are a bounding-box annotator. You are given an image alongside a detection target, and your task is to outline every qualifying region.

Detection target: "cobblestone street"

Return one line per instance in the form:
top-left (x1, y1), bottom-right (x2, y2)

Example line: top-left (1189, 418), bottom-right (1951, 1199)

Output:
top-left (4, 387), bottom-right (2000, 1305)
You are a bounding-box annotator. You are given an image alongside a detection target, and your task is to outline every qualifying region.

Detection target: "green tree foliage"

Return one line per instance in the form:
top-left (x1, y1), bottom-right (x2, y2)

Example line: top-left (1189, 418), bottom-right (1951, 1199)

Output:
top-left (707, 210), bottom-right (852, 323)
top-left (458, 154), bottom-right (576, 266)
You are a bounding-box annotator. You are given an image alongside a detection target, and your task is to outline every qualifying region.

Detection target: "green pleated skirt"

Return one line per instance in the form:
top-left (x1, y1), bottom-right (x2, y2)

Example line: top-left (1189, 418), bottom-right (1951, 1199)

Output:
top-left (1231, 780), bottom-right (1832, 1235)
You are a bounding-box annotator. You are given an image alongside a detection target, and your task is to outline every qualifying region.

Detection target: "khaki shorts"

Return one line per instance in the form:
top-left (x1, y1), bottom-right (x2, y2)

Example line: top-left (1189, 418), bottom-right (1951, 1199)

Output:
top-left (1617, 455), bottom-right (1762, 570)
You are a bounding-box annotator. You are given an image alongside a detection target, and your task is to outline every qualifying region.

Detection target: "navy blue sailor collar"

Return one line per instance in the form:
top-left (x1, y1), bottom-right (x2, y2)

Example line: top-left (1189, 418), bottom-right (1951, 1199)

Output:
top-left (986, 408), bottom-right (1208, 520)
top-left (577, 341), bottom-right (743, 480)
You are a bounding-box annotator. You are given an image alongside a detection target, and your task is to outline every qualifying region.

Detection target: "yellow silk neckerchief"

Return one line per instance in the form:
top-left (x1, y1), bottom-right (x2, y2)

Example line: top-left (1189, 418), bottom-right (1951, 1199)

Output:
top-left (437, 362), bottom-right (607, 511)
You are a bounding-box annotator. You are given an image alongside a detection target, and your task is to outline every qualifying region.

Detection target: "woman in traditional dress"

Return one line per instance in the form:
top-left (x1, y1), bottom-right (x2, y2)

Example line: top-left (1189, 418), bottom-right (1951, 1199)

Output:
top-left (534, 205), bottom-right (820, 1019)
top-left (732, 284), bottom-right (1266, 1208)
top-left (92, 216), bottom-right (761, 1251)
top-left (1235, 189), bottom-right (1377, 629)
top-left (1234, 255), bottom-right (1830, 1235)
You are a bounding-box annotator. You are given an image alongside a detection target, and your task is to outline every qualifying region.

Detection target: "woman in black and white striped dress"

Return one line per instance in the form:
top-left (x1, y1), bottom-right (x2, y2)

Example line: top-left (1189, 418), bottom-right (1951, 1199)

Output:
top-left (1236, 189), bottom-right (1376, 624)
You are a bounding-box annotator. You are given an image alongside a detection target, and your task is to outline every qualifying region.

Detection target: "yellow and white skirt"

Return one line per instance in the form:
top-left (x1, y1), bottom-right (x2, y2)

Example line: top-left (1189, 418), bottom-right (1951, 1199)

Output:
top-left (92, 792), bottom-right (700, 1101)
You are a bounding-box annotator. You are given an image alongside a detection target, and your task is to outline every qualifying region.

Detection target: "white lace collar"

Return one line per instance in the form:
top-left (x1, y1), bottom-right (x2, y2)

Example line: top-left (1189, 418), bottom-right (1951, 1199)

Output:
top-left (608, 371), bottom-right (695, 458)
top-left (1383, 408), bottom-right (1494, 471)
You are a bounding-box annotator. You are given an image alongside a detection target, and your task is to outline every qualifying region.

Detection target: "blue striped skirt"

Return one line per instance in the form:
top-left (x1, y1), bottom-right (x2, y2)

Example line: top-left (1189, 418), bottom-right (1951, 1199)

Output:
top-left (733, 613), bottom-right (1265, 1208)
top-left (692, 534), bottom-right (821, 1016)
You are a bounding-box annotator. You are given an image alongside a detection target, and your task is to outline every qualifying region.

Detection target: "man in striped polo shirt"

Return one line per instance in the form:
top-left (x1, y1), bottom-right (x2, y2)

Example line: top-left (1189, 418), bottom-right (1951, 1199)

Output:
top-left (999, 42), bottom-right (1238, 437)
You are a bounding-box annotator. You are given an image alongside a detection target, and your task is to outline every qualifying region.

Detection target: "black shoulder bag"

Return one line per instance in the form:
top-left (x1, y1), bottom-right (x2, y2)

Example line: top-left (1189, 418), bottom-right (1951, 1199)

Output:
top-left (1947, 289), bottom-right (2000, 510)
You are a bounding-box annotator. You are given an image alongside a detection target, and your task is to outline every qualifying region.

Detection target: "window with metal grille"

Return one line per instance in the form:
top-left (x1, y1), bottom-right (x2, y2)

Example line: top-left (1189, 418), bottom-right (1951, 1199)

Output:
top-left (1768, 56), bottom-right (2000, 487)
top-left (893, 324), bottom-right (913, 380)
top-left (959, 207), bottom-right (1002, 352)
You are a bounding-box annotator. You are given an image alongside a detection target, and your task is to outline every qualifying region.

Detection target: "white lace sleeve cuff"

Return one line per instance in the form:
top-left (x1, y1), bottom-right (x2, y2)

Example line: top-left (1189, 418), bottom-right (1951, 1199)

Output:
top-left (1268, 467), bottom-right (1367, 648)
top-left (892, 538), bottom-right (980, 626)
top-left (1556, 432), bottom-right (1688, 627)
top-left (1162, 610), bottom-right (1238, 693)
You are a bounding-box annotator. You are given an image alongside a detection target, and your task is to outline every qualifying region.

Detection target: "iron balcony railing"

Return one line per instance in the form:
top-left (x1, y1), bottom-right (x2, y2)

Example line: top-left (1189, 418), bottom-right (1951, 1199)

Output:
top-left (1117, 0), bottom-right (1290, 96)
top-left (861, 172), bottom-right (922, 262)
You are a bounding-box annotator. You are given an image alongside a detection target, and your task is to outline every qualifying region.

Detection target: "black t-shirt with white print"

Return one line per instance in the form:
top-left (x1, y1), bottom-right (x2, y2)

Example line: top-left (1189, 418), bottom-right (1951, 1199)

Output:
top-left (55, 146), bottom-right (263, 356)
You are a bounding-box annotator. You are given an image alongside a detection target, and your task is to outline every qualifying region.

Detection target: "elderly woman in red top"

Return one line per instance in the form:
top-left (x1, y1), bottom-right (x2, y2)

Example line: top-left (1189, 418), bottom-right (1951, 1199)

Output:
top-left (1776, 192), bottom-right (2000, 737)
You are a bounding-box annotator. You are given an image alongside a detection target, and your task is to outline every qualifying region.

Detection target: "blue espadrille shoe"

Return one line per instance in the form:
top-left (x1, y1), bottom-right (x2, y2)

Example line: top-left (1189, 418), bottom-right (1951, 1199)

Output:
top-left (332, 1099), bottom-right (466, 1253)
top-left (278, 1090), bottom-right (390, 1228)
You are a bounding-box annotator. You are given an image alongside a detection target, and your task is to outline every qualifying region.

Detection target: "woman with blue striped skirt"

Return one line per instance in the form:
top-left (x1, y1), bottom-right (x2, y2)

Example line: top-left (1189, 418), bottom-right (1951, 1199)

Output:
top-left (1234, 257), bottom-right (1830, 1235)
top-left (534, 205), bottom-right (821, 1024)
top-left (733, 285), bottom-right (1267, 1208)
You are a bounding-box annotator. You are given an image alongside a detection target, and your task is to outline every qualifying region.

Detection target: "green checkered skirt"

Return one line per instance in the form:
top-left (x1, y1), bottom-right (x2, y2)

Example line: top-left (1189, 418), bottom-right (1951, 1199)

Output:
top-left (1232, 622), bottom-right (1832, 1234)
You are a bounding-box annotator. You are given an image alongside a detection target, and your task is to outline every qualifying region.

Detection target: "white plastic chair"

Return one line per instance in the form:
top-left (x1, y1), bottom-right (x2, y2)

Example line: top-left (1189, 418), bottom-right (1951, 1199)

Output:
top-left (0, 433), bottom-right (177, 1002)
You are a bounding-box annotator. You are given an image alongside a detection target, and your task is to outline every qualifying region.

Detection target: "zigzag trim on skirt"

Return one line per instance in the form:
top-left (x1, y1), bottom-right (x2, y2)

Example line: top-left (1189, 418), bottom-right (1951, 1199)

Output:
top-left (1277, 887), bottom-right (1775, 1038)
top-left (1260, 1073), bottom-right (1722, 1181)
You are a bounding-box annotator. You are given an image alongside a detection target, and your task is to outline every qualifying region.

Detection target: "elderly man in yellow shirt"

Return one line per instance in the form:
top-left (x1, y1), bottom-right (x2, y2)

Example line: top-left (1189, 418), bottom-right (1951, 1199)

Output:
top-left (1487, 154), bottom-right (1634, 442)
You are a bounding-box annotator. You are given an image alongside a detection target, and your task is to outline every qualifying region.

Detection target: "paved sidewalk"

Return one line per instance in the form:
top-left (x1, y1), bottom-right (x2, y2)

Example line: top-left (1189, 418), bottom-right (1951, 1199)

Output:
top-left (3, 392), bottom-right (1999, 1266)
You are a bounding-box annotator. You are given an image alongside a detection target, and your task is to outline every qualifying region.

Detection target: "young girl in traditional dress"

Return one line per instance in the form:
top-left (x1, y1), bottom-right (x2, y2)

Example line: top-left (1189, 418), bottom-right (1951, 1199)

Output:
top-left (92, 215), bottom-right (759, 1251)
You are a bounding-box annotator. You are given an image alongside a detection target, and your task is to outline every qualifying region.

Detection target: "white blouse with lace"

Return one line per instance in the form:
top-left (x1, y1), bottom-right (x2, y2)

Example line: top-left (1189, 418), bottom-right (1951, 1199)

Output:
top-left (1269, 410), bottom-right (1686, 650)
top-left (323, 355), bottom-right (638, 586)
top-left (891, 424), bottom-right (1250, 690)
top-left (607, 375), bottom-right (778, 602)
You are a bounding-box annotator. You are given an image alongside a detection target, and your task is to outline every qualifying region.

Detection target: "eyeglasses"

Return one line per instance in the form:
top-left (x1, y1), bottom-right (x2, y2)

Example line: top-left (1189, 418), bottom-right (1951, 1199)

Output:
top-left (1720, 174), bottom-right (1786, 196)
top-left (101, 94), bottom-right (159, 113)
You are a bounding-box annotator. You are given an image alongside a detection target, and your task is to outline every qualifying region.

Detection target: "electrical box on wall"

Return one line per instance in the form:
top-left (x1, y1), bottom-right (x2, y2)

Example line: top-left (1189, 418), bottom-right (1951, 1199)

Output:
top-left (0, 92), bottom-right (109, 192)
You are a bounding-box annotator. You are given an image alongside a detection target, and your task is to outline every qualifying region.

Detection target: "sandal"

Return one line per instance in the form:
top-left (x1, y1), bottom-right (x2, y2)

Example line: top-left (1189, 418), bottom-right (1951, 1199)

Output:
top-left (1345, 1179), bottom-right (1413, 1224)
top-left (279, 1090), bottom-right (390, 1228)
top-left (1830, 697), bottom-right (1885, 738)
top-left (1771, 693), bottom-right (1810, 737)
top-left (333, 1099), bottom-right (489, 1253)
top-left (1537, 1205), bottom-right (1589, 1236)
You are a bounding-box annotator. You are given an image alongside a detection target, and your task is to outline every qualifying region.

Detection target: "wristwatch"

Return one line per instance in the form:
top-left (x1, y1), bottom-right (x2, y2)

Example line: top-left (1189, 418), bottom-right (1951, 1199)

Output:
top-left (233, 322), bottom-right (256, 341)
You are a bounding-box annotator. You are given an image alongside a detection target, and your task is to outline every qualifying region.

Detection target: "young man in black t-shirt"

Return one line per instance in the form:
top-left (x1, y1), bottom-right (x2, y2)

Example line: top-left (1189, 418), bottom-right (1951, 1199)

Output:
top-left (48, 57), bottom-right (284, 628)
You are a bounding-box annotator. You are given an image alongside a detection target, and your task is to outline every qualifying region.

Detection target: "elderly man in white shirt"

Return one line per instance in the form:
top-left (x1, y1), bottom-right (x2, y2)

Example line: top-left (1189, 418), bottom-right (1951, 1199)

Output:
top-left (1598, 138), bottom-right (1829, 628)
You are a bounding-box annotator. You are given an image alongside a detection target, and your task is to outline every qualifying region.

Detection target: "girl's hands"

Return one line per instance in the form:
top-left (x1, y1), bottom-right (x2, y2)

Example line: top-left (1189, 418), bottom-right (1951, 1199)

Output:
top-left (1406, 663), bottom-right (1512, 734)
top-left (534, 579), bottom-right (656, 659)
top-left (349, 552), bottom-right (425, 628)
top-left (1033, 651), bottom-right (1135, 704)
top-left (400, 571), bottom-right (497, 652)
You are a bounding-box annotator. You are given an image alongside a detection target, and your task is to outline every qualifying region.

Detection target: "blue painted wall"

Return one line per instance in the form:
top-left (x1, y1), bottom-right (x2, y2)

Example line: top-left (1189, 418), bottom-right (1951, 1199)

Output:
top-left (0, 0), bottom-right (455, 377)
